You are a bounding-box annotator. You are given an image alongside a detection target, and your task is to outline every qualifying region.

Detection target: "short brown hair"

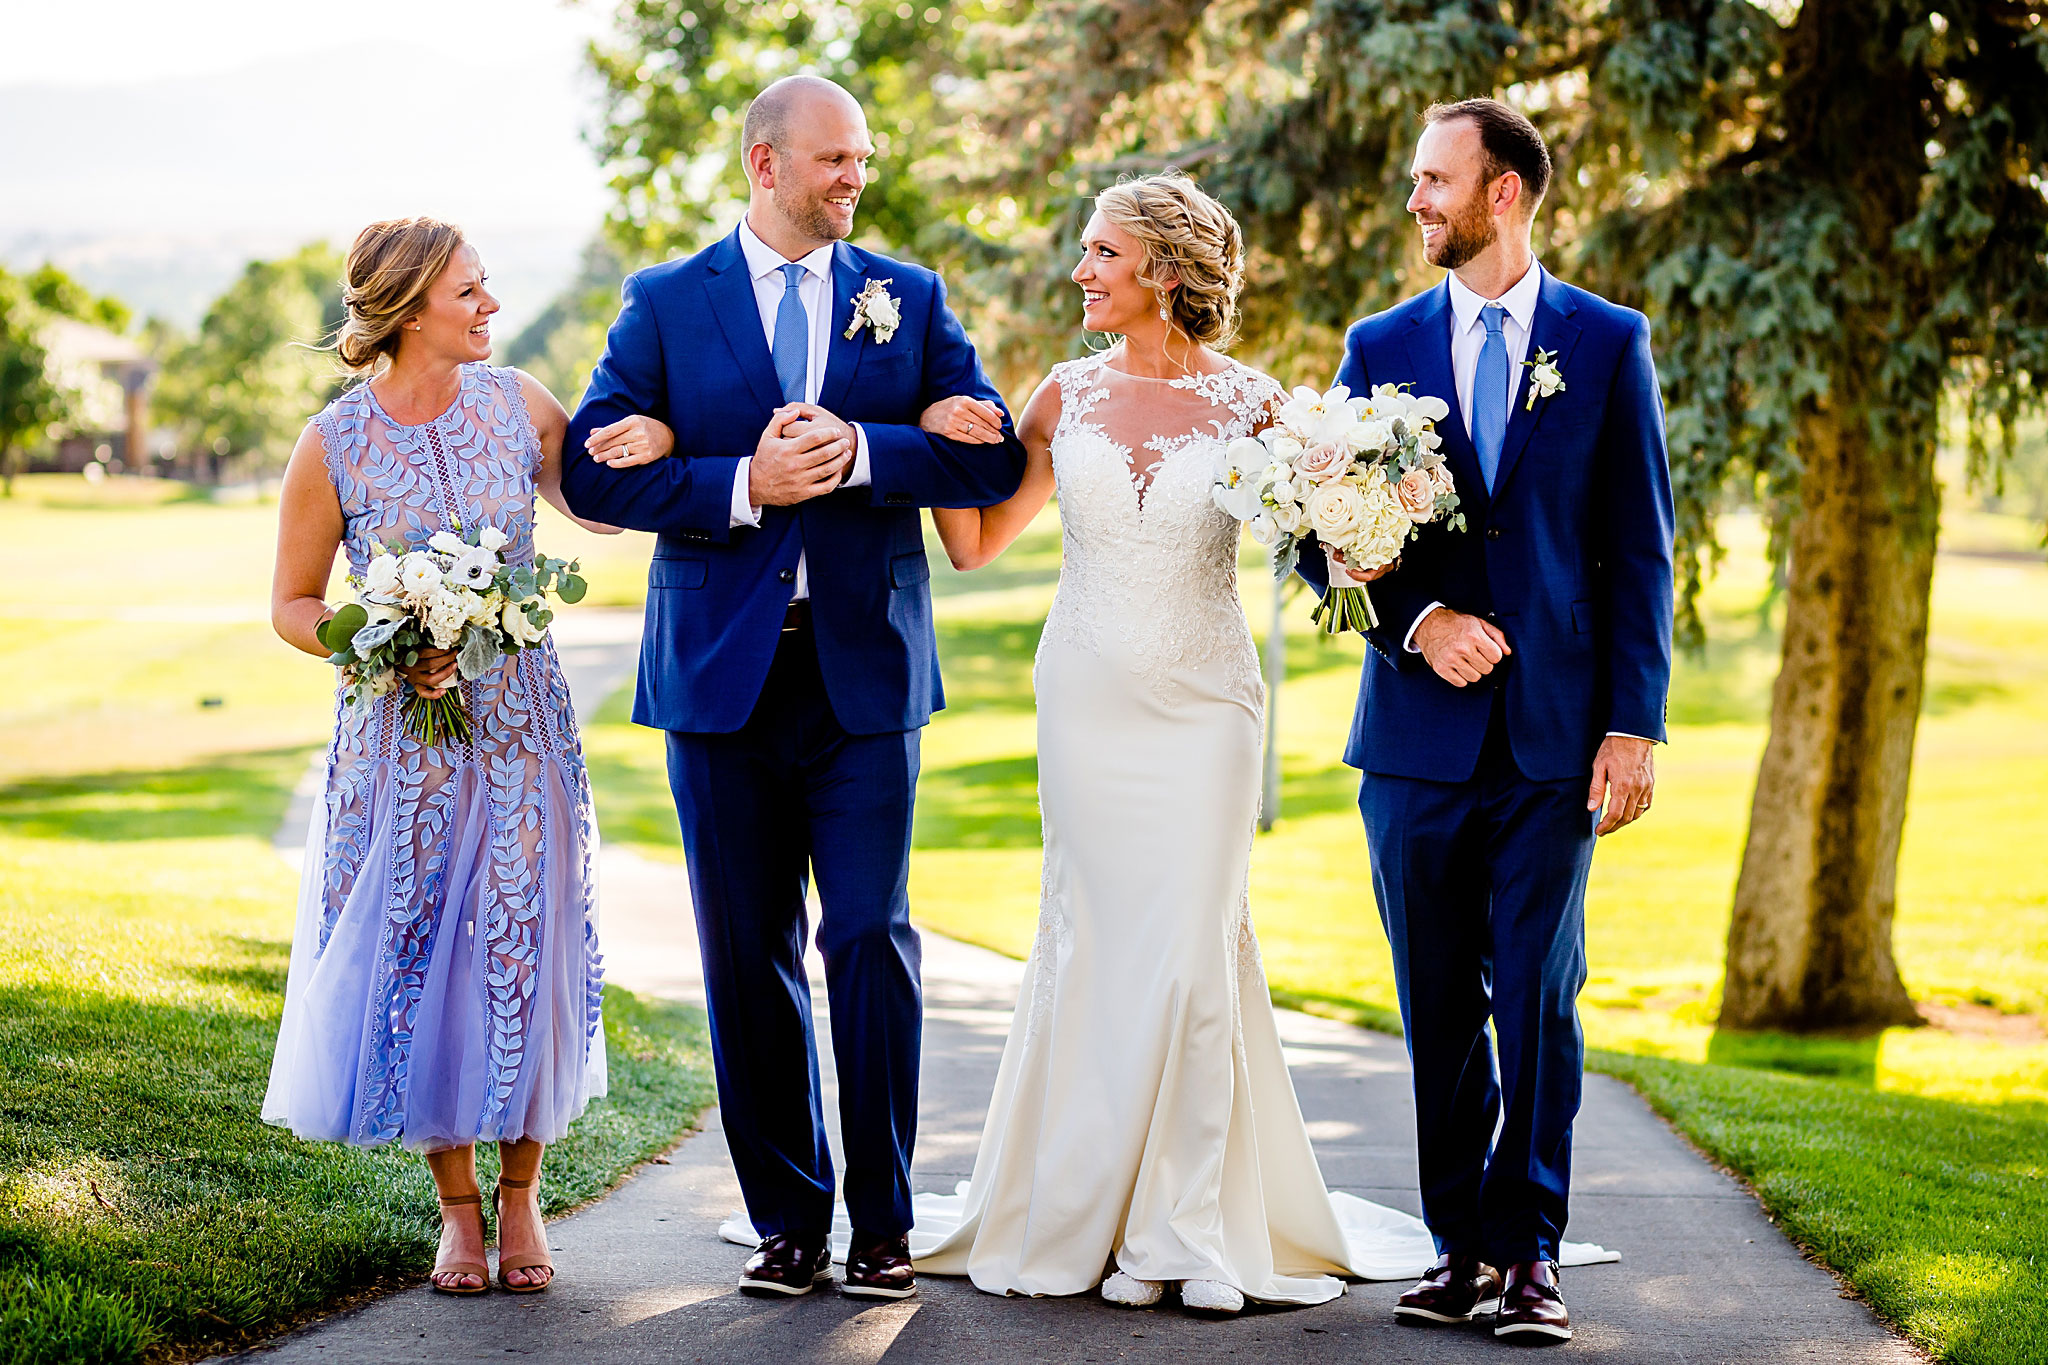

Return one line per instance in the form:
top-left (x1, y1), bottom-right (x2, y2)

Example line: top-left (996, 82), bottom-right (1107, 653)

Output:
top-left (335, 218), bottom-right (466, 374)
top-left (1424, 99), bottom-right (1552, 210)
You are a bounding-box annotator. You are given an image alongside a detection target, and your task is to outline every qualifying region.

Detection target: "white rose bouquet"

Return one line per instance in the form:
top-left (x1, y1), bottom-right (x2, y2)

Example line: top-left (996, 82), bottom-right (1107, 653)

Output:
top-left (1213, 382), bottom-right (1466, 634)
top-left (317, 524), bottom-right (588, 745)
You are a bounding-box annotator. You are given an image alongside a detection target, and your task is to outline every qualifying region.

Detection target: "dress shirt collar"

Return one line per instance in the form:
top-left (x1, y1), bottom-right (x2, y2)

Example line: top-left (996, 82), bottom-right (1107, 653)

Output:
top-left (1447, 258), bottom-right (1543, 336)
top-left (738, 215), bottom-right (835, 284)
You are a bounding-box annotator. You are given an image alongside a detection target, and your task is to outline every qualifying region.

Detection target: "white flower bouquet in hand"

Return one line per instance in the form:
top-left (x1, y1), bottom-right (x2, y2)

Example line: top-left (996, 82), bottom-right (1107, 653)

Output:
top-left (1212, 382), bottom-right (1466, 634)
top-left (318, 524), bottom-right (589, 745)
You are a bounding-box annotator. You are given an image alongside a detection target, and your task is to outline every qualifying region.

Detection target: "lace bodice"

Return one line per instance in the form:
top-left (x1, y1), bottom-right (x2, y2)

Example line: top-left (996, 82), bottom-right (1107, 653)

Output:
top-left (1039, 350), bottom-right (1282, 702)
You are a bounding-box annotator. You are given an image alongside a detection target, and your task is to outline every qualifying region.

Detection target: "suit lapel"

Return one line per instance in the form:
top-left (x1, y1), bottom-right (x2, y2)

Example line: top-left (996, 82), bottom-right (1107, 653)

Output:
top-left (817, 243), bottom-right (869, 416)
top-left (1403, 282), bottom-right (1490, 518)
top-left (1490, 268), bottom-right (1582, 501)
top-left (702, 230), bottom-right (785, 415)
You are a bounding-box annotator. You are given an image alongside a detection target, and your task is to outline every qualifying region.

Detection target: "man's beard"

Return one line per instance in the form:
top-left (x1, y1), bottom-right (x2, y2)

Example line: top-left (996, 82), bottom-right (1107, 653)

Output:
top-left (1422, 197), bottom-right (1496, 270)
top-left (776, 184), bottom-right (852, 243)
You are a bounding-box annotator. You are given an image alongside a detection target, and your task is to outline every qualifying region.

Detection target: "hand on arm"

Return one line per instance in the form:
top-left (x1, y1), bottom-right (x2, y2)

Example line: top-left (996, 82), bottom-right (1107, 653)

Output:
top-left (521, 370), bottom-right (626, 535)
top-left (920, 395), bottom-right (1008, 445)
top-left (930, 377), bottom-right (1058, 571)
top-left (862, 275), bottom-right (1029, 507)
top-left (583, 413), bottom-right (676, 469)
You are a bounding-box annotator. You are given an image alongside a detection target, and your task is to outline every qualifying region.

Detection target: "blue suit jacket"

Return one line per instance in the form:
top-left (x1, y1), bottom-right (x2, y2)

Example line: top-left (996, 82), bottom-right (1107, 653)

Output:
top-left (1302, 268), bottom-right (1675, 783)
top-left (561, 229), bottom-right (1027, 736)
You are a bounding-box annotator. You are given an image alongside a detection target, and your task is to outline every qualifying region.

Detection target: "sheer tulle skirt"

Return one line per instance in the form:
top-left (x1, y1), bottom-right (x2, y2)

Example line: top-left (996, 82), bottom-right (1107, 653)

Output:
top-left (263, 755), bottom-right (608, 1152)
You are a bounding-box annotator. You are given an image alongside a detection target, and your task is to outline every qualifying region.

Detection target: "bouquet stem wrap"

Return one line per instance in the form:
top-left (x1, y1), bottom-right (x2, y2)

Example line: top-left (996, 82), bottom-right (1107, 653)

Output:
top-left (1312, 584), bottom-right (1379, 635)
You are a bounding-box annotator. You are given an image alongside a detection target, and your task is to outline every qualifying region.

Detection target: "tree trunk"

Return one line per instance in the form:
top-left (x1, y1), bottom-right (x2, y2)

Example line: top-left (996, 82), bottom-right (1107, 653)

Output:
top-left (1720, 378), bottom-right (1935, 1032)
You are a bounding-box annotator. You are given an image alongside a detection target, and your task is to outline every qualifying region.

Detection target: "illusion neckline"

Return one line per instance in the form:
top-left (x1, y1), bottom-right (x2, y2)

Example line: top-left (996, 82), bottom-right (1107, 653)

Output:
top-left (1095, 347), bottom-right (1240, 386)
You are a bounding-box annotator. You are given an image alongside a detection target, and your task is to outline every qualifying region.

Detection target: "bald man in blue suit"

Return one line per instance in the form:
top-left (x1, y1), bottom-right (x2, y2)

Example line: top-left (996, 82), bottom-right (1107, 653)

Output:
top-left (561, 76), bottom-right (1025, 1300)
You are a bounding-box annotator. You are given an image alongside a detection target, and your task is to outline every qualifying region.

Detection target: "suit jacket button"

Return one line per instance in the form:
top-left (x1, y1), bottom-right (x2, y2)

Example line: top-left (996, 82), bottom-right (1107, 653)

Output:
top-left (778, 568), bottom-right (796, 584)
top-left (1486, 527), bottom-right (1502, 540)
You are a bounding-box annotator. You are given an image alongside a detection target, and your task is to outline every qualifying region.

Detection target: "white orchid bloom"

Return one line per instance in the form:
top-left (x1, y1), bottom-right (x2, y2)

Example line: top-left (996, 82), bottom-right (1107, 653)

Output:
top-left (1213, 437), bottom-right (1271, 522)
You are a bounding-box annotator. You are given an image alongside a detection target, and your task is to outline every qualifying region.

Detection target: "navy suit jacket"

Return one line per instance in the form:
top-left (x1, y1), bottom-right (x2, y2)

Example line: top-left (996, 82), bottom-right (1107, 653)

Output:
top-left (1302, 267), bottom-right (1675, 783)
top-left (561, 229), bottom-right (1027, 736)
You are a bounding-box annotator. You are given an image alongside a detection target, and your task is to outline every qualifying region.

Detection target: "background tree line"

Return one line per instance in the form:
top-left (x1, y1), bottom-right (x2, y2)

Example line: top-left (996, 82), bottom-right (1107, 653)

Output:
top-left (562, 0), bottom-right (2048, 1033)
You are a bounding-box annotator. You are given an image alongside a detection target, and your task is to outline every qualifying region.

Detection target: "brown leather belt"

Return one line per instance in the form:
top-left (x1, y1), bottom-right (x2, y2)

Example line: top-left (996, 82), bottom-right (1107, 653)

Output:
top-left (781, 600), bottom-right (811, 633)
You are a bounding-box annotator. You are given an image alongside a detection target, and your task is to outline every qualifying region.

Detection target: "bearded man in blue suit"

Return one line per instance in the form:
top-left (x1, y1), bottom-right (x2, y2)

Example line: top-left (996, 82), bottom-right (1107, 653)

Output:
top-left (1302, 100), bottom-right (1675, 1344)
top-left (561, 75), bottom-right (1025, 1302)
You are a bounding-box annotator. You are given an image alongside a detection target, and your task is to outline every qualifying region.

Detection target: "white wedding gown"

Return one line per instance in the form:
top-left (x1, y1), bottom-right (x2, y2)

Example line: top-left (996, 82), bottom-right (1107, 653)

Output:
top-left (722, 349), bottom-right (1614, 1301)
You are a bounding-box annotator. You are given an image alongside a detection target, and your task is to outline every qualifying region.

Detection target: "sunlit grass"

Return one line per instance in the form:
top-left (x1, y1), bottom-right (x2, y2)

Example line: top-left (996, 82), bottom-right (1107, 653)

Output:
top-left (0, 475), bottom-right (710, 1363)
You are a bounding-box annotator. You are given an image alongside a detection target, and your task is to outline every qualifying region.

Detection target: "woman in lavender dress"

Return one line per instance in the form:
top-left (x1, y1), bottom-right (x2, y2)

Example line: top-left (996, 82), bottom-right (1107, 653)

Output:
top-left (266, 218), bottom-right (672, 1294)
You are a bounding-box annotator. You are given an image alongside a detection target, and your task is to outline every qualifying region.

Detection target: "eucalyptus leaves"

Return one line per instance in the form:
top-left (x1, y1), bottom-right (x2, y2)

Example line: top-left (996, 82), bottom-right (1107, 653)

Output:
top-left (319, 524), bottom-right (587, 746)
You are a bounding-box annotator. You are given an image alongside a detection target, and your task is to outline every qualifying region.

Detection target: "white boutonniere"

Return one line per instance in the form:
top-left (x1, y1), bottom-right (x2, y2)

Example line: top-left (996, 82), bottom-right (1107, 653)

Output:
top-left (844, 277), bottom-right (900, 343)
top-left (1522, 348), bottom-right (1566, 411)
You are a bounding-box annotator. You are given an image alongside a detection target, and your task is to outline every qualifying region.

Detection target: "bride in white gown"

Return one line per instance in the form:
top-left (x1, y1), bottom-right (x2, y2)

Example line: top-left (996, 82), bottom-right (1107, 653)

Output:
top-left (915, 173), bottom-right (1451, 1313)
top-left (723, 172), bottom-right (1610, 1312)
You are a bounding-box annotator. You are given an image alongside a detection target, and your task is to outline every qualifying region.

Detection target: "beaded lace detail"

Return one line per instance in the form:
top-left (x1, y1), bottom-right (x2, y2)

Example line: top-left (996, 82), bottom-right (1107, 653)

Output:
top-left (1037, 349), bottom-right (1281, 706)
top-left (309, 362), bottom-right (601, 1144)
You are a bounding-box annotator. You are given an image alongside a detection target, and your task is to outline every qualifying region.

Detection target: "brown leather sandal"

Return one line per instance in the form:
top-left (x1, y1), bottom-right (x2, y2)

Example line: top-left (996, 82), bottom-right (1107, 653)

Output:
top-left (494, 1177), bottom-right (554, 1293)
top-left (430, 1192), bottom-right (490, 1295)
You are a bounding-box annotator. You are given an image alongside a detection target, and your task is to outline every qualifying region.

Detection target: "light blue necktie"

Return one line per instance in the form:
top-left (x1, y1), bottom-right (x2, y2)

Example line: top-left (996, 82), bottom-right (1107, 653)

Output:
top-left (771, 261), bottom-right (809, 403)
top-left (1472, 303), bottom-right (1508, 492)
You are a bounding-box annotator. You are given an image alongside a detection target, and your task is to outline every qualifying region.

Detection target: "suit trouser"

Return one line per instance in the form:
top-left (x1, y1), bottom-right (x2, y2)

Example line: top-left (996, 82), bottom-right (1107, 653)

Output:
top-left (664, 625), bottom-right (923, 1239)
top-left (1358, 698), bottom-right (1596, 1266)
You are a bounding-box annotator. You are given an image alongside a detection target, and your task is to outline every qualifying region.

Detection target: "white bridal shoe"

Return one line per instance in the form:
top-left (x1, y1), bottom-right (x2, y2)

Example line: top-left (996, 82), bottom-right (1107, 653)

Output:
top-left (1100, 1272), bottom-right (1165, 1308)
top-left (1179, 1279), bottom-right (1245, 1315)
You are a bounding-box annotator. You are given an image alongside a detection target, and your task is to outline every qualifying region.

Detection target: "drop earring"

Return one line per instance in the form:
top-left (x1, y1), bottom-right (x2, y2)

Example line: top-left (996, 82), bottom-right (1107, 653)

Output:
top-left (1157, 292), bottom-right (1170, 321)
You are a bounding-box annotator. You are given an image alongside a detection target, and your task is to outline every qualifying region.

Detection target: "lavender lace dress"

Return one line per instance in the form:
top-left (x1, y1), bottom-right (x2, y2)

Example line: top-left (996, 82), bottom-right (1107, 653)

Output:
top-left (263, 362), bottom-right (607, 1152)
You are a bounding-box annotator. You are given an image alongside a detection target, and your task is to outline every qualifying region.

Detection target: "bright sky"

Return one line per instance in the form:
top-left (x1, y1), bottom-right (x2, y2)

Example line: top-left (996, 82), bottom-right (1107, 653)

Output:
top-left (0, 0), bottom-right (620, 325)
top-left (0, 0), bottom-right (609, 89)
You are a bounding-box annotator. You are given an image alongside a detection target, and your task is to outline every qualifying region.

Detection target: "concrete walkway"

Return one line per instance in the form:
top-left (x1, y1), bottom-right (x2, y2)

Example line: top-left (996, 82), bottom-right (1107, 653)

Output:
top-left (227, 861), bottom-right (1916, 1363)
top-left (235, 606), bottom-right (1917, 1363)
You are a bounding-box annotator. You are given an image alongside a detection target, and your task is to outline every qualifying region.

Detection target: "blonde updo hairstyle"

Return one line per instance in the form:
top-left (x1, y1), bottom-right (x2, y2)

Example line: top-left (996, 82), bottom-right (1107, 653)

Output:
top-left (1092, 172), bottom-right (1245, 351)
top-left (335, 218), bottom-right (467, 375)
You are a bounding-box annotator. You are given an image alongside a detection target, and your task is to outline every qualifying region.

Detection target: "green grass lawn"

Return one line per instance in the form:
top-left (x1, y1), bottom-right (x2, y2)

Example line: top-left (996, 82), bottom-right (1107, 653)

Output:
top-left (8, 471), bottom-right (2047, 1362)
top-left (0, 476), bottom-right (711, 1364)
top-left (582, 496), bottom-right (2048, 1363)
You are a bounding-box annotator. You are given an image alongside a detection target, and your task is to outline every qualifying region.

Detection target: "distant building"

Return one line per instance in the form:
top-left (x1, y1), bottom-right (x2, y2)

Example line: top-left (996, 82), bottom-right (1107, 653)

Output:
top-left (33, 316), bottom-right (156, 474)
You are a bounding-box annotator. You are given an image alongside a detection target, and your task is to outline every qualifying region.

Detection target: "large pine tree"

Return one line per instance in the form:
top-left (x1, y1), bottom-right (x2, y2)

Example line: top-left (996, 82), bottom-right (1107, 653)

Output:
top-left (590, 0), bottom-right (2048, 1030)
top-left (968, 0), bottom-right (2047, 1030)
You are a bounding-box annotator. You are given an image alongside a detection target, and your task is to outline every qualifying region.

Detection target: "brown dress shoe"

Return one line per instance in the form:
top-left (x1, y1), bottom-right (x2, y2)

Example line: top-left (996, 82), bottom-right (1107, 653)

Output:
top-left (739, 1232), bottom-right (833, 1296)
top-left (843, 1231), bottom-right (916, 1299)
top-left (1494, 1260), bottom-right (1572, 1343)
top-left (1394, 1252), bottom-right (1503, 1325)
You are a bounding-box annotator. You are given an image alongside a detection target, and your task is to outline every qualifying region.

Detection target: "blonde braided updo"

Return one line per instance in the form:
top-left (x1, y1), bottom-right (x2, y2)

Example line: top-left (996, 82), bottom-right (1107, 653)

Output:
top-left (1093, 172), bottom-right (1245, 350)
top-left (334, 218), bottom-right (466, 375)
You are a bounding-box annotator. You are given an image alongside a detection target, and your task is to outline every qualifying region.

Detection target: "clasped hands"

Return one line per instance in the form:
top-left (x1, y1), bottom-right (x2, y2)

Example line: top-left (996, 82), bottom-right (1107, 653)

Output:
top-left (749, 403), bottom-right (859, 506)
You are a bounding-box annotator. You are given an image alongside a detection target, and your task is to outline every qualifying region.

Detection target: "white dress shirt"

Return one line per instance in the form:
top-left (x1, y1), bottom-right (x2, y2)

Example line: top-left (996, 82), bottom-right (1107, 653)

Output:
top-left (1398, 261), bottom-right (1543, 652)
top-left (728, 215), bottom-right (873, 601)
top-left (1446, 260), bottom-right (1541, 438)
top-left (1393, 262), bottom-right (1651, 744)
